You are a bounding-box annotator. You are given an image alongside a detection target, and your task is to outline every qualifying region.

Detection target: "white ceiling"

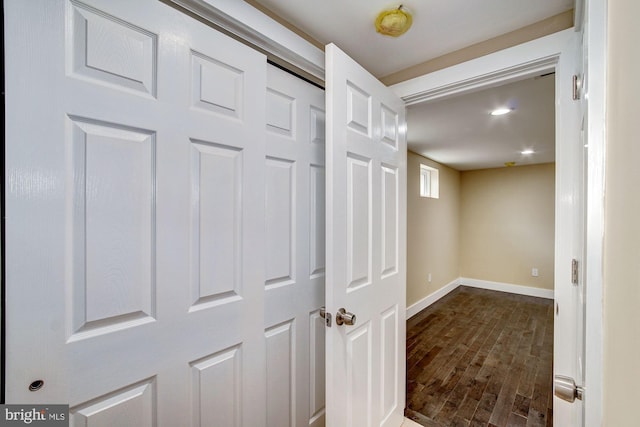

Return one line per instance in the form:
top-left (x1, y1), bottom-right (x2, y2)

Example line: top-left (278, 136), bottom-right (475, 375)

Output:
top-left (250, 0), bottom-right (573, 78)
top-left (250, 0), bottom-right (567, 170)
top-left (408, 74), bottom-right (556, 170)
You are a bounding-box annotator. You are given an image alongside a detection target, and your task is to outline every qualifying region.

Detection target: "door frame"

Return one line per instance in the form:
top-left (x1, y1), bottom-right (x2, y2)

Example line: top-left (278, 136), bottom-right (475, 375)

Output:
top-left (392, 28), bottom-right (598, 425)
top-left (390, 6), bottom-right (606, 426)
top-left (85, 1), bottom-right (607, 424)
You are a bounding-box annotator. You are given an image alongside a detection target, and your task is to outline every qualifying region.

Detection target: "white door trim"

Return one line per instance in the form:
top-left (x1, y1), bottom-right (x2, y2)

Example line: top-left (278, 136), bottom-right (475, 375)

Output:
top-left (389, 26), bottom-right (604, 427)
top-left (583, 0), bottom-right (606, 425)
top-left (391, 29), bottom-right (573, 104)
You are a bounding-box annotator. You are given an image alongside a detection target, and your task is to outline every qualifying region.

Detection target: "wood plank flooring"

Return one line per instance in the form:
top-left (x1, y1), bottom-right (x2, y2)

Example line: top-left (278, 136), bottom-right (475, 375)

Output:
top-left (405, 286), bottom-right (554, 427)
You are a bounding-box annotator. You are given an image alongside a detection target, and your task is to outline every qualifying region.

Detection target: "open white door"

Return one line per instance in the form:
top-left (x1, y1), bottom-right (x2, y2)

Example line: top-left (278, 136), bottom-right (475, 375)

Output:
top-left (325, 44), bottom-right (407, 427)
top-left (554, 31), bottom-right (586, 426)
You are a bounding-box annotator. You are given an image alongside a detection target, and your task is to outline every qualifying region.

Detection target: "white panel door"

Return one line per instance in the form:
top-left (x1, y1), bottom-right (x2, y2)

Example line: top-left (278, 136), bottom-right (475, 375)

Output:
top-left (264, 65), bottom-right (326, 427)
top-left (325, 44), bottom-right (407, 427)
top-left (553, 31), bottom-right (585, 426)
top-left (5, 0), bottom-right (266, 425)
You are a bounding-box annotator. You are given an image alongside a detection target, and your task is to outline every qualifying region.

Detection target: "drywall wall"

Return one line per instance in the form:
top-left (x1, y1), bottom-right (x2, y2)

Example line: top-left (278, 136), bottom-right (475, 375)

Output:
top-left (603, 0), bottom-right (640, 423)
top-left (460, 163), bottom-right (555, 289)
top-left (406, 152), bottom-right (461, 307)
top-left (381, 11), bottom-right (574, 85)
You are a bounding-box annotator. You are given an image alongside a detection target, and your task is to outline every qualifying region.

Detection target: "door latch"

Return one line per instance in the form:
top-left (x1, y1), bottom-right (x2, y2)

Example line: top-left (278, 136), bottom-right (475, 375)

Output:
top-left (571, 258), bottom-right (579, 285)
top-left (320, 306), bottom-right (331, 327)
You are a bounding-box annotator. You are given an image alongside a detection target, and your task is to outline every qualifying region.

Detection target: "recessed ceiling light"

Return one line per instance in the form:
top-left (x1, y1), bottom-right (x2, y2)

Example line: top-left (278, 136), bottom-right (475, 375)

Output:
top-left (521, 149), bottom-right (535, 155)
top-left (490, 108), bottom-right (512, 116)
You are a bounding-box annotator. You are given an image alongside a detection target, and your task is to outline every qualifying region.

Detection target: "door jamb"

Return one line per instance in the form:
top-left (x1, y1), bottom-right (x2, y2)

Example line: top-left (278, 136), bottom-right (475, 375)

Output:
top-left (391, 29), bottom-right (571, 104)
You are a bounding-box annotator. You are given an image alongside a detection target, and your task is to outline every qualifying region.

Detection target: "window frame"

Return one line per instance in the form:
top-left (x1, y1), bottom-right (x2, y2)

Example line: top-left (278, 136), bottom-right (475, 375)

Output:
top-left (419, 164), bottom-right (439, 199)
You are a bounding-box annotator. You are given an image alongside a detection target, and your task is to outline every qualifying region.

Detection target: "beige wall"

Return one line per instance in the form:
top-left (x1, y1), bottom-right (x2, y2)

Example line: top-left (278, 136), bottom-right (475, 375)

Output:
top-left (459, 164), bottom-right (555, 289)
top-left (381, 11), bottom-right (574, 85)
top-left (603, 0), bottom-right (640, 423)
top-left (406, 152), bottom-right (460, 307)
top-left (407, 155), bottom-right (556, 307)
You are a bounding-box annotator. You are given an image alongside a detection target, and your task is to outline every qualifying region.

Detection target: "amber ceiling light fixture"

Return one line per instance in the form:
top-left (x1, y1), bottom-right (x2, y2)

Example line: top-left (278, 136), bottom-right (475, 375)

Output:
top-left (375, 5), bottom-right (413, 37)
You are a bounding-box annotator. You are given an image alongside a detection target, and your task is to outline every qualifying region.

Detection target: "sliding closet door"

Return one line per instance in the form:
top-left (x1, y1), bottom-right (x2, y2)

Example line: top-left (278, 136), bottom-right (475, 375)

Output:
top-left (5, 0), bottom-right (267, 425)
top-left (264, 65), bottom-right (327, 427)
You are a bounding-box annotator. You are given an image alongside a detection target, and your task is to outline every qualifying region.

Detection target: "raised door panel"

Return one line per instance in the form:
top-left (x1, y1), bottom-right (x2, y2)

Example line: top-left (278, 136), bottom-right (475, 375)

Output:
top-left (265, 320), bottom-right (295, 427)
top-left (380, 305), bottom-right (399, 424)
top-left (67, 117), bottom-right (156, 339)
top-left (266, 88), bottom-right (295, 138)
top-left (189, 140), bottom-right (243, 310)
top-left (190, 346), bottom-right (242, 427)
top-left (346, 324), bottom-right (373, 427)
top-left (69, 0), bottom-right (157, 97)
top-left (309, 164), bottom-right (326, 279)
top-left (191, 50), bottom-right (244, 119)
top-left (346, 154), bottom-right (372, 290)
top-left (381, 165), bottom-right (399, 278)
top-left (71, 379), bottom-right (156, 427)
top-left (346, 82), bottom-right (371, 137)
top-left (265, 157), bottom-right (296, 288)
top-left (309, 310), bottom-right (326, 427)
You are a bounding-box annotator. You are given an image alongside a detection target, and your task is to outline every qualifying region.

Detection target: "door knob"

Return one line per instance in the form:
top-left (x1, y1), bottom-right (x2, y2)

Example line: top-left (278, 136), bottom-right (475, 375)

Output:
top-left (336, 308), bottom-right (356, 326)
top-left (554, 375), bottom-right (584, 403)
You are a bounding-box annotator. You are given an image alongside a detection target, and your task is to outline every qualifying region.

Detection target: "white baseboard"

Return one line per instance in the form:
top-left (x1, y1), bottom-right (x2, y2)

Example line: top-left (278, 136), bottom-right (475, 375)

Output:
top-left (406, 277), bottom-right (554, 319)
top-left (406, 279), bottom-right (460, 319)
top-left (459, 277), bottom-right (554, 300)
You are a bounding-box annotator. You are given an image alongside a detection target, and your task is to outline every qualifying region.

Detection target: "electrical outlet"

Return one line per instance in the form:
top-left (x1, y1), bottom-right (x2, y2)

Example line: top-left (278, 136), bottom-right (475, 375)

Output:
top-left (532, 268), bottom-right (539, 277)
top-left (428, 273), bottom-right (432, 283)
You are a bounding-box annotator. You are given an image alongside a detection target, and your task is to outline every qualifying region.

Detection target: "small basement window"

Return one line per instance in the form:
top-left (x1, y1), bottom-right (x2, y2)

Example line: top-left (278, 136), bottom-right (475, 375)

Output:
top-left (420, 164), bottom-right (439, 198)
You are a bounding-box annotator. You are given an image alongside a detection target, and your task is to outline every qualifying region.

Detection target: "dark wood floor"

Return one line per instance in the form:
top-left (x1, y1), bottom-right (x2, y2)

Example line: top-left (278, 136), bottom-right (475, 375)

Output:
top-left (405, 286), bottom-right (554, 427)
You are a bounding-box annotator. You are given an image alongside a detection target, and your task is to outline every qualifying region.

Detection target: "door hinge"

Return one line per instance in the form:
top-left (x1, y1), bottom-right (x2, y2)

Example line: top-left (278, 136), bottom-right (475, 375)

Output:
top-left (572, 74), bottom-right (582, 100)
top-left (571, 258), bottom-right (579, 285)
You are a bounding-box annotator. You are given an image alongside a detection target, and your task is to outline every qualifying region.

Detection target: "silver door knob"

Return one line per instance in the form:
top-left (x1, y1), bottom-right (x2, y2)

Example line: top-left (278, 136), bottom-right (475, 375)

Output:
top-left (554, 375), bottom-right (584, 403)
top-left (336, 308), bottom-right (356, 326)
